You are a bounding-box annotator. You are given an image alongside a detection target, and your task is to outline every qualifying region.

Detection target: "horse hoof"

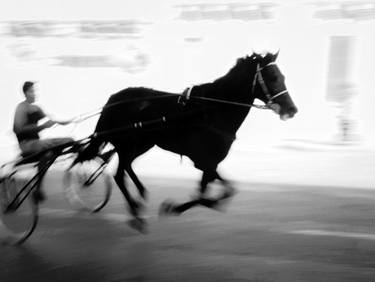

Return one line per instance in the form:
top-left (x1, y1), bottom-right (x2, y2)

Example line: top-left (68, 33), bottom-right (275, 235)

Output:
top-left (198, 197), bottom-right (221, 211)
top-left (222, 186), bottom-right (237, 200)
top-left (215, 194), bottom-right (235, 212)
top-left (159, 200), bottom-right (178, 217)
top-left (211, 201), bottom-right (226, 212)
top-left (127, 217), bottom-right (148, 234)
top-left (133, 199), bottom-right (146, 212)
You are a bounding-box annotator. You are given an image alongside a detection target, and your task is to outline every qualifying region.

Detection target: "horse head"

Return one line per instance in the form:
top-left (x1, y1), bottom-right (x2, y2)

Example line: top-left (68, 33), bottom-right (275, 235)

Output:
top-left (251, 52), bottom-right (298, 120)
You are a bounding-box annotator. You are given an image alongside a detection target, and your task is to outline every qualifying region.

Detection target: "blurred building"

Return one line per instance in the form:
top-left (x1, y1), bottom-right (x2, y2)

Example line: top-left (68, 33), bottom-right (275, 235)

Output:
top-left (0, 0), bottom-right (375, 164)
top-left (326, 36), bottom-right (358, 142)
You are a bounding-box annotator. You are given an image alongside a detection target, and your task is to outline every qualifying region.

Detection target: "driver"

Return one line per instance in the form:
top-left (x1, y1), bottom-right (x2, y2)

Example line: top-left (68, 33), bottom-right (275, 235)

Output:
top-left (13, 81), bottom-right (74, 202)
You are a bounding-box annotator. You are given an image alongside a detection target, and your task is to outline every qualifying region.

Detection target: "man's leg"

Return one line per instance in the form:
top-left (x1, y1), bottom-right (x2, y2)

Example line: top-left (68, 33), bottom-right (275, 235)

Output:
top-left (33, 151), bottom-right (54, 202)
top-left (20, 138), bottom-right (74, 203)
top-left (37, 138), bottom-right (75, 151)
top-left (33, 138), bottom-right (75, 202)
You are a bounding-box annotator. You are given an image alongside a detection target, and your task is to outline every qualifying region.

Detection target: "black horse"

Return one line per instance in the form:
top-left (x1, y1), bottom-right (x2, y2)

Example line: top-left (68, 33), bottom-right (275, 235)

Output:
top-left (79, 52), bottom-right (297, 230)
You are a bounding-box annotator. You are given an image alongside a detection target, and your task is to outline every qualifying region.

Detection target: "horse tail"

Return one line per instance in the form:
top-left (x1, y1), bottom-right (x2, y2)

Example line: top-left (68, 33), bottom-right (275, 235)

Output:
top-left (73, 97), bottom-right (112, 165)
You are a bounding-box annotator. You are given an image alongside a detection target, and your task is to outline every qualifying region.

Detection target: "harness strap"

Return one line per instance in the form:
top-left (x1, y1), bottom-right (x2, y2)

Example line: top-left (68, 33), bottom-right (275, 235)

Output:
top-left (270, 90), bottom-right (288, 100)
top-left (191, 96), bottom-right (268, 109)
top-left (258, 62), bottom-right (276, 70)
top-left (253, 62), bottom-right (289, 104)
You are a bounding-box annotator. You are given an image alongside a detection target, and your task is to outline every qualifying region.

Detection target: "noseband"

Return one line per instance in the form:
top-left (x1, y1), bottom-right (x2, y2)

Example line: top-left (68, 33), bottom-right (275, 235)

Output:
top-left (252, 62), bottom-right (289, 105)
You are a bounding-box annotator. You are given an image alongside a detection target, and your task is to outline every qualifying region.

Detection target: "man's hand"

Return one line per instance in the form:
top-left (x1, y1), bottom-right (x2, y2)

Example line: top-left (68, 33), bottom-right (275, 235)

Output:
top-left (58, 119), bottom-right (73, 126)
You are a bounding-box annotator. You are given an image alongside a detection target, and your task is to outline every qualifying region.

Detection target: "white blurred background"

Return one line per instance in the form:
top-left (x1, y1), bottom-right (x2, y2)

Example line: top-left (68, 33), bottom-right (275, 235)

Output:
top-left (1, 0), bottom-right (374, 187)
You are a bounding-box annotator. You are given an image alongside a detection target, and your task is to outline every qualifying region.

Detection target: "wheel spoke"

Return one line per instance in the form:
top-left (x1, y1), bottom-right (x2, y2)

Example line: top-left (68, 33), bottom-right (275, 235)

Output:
top-left (64, 157), bottom-right (112, 213)
top-left (0, 176), bottom-right (38, 245)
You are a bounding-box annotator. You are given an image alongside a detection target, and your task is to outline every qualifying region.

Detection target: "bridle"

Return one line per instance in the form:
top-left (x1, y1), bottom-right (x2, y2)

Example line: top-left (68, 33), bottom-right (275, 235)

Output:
top-left (252, 61), bottom-right (289, 107)
top-left (178, 61), bottom-right (289, 110)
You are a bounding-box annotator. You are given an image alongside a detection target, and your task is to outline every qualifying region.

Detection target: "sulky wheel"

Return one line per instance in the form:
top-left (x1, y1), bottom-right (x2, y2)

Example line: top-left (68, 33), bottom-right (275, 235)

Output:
top-left (64, 157), bottom-right (112, 213)
top-left (0, 174), bottom-right (38, 245)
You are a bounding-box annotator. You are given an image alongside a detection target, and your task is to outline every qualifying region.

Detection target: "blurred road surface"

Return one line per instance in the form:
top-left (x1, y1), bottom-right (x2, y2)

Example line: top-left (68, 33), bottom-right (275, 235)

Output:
top-left (2, 172), bottom-right (375, 282)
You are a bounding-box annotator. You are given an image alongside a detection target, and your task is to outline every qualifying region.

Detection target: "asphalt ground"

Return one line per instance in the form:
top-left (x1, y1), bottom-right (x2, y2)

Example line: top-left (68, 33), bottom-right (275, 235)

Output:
top-left (2, 172), bottom-right (375, 281)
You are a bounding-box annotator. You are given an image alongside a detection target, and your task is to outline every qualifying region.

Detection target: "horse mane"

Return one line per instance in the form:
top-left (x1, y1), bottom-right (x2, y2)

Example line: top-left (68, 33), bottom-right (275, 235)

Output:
top-left (190, 53), bottom-right (262, 101)
top-left (212, 53), bottom-right (258, 85)
top-left (110, 52), bottom-right (273, 101)
top-left (214, 52), bottom-right (277, 84)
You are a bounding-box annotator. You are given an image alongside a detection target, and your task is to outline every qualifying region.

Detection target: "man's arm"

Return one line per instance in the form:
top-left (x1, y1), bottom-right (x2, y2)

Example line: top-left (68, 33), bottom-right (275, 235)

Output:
top-left (40, 106), bottom-right (73, 126)
top-left (13, 104), bottom-right (56, 135)
top-left (50, 118), bottom-right (73, 126)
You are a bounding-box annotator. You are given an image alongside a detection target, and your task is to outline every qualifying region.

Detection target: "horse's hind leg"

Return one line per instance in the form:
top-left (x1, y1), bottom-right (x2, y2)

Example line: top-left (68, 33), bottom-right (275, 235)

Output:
top-left (114, 160), bottom-right (147, 233)
top-left (125, 165), bottom-right (148, 200)
top-left (113, 158), bottom-right (140, 217)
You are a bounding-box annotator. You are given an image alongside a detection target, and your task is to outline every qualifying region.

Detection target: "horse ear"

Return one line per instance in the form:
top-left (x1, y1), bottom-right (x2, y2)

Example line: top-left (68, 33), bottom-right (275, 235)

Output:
top-left (273, 49), bottom-right (280, 60)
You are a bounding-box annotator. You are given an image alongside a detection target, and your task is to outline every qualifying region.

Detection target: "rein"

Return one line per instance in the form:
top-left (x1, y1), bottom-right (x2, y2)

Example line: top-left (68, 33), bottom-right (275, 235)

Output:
top-left (72, 93), bottom-right (178, 123)
top-left (72, 61), bottom-right (288, 130)
top-left (72, 87), bottom-right (272, 125)
top-left (190, 96), bottom-right (269, 109)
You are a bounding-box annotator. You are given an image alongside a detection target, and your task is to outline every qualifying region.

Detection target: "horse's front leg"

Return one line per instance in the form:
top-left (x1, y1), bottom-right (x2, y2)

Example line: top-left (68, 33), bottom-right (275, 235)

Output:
top-left (159, 170), bottom-right (234, 216)
top-left (214, 172), bottom-right (237, 205)
top-left (196, 171), bottom-right (236, 210)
